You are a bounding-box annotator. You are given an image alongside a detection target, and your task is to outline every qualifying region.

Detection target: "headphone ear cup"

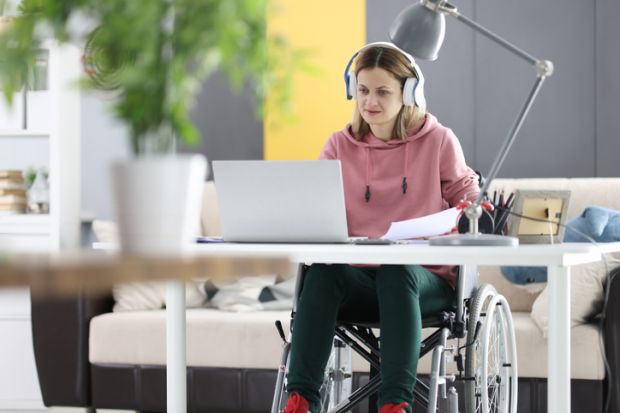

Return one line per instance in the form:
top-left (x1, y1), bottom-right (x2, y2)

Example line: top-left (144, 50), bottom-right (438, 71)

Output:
top-left (347, 72), bottom-right (357, 100)
top-left (402, 77), bottom-right (417, 107)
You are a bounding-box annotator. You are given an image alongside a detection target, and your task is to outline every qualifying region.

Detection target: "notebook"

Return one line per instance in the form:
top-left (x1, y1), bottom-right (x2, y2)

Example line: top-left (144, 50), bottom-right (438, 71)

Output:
top-left (212, 160), bottom-right (350, 243)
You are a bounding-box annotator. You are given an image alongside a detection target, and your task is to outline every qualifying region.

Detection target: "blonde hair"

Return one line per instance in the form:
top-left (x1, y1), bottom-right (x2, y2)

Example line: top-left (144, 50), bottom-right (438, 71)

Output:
top-left (351, 46), bottom-right (426, 140)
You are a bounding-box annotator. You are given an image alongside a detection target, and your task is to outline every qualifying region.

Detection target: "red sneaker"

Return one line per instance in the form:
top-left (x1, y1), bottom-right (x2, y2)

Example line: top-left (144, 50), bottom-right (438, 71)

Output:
top-left (284, 391), bottom-right (310, 413)
top-left (379, 402), bottom-right (409, 413)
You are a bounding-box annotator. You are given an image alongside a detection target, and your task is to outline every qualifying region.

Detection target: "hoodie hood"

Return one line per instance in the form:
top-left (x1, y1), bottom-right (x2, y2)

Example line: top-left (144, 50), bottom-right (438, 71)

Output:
top-left (341, 113), bottom-right (439, 148)
top-left (340, 113), bottom-right (440, 202)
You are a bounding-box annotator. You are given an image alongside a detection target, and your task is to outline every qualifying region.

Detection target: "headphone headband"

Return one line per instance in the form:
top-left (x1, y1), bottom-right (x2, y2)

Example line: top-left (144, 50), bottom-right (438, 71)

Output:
top-left (344, 41), bottom-right (426, 109)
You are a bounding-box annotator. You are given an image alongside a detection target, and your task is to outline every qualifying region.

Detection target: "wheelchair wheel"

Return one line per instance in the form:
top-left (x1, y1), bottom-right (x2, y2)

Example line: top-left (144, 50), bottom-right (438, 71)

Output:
top-left (464, 284), bottom-right (518, 413)
top-left (317, 338), bottom-right (353, 413)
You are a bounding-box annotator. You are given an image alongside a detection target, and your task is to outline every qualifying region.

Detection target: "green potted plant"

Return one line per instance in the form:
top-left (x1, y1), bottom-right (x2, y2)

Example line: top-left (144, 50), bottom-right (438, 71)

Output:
top-left (0, 0), bottom-right (295, 253)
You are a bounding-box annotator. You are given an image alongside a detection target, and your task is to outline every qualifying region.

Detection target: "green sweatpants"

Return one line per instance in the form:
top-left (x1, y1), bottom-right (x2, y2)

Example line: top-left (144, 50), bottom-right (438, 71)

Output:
top-left (286, 264), bottom-right (455, 412)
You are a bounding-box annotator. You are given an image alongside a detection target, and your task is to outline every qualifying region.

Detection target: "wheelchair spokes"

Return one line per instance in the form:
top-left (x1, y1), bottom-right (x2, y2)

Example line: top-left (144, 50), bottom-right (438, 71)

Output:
top-left (466, 286), bottom-right (517, 413)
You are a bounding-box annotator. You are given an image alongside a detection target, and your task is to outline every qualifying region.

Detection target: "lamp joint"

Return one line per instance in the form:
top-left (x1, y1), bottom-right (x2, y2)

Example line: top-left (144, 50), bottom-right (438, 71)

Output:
top-left (535, 59), bottom-right (554, 77)
top-left (465, 204), bottom-right (483, 235)
top-left (421, 0), bottom-right (458, 16)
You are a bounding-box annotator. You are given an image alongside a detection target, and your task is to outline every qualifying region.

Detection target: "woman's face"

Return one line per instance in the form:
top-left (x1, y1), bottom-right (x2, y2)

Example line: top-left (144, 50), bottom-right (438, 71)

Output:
top-left (356, 67), bottom-right (403, 137)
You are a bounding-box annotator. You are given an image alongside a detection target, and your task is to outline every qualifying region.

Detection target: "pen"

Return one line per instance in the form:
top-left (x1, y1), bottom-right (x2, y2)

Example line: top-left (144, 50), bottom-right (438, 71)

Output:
top-left (505, 192), bottom-right (514, 209)
top-left (495, 193), bottom-right (514, 234)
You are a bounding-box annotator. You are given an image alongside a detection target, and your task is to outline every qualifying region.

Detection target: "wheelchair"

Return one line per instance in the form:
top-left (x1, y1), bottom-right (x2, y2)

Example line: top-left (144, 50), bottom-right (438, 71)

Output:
top-left (271, 264), bottom-right (518, 413)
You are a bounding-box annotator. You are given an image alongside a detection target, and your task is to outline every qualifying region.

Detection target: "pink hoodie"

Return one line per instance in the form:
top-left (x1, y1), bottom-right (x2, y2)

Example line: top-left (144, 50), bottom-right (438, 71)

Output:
top-left (319, 113), bottom-right (479, 286)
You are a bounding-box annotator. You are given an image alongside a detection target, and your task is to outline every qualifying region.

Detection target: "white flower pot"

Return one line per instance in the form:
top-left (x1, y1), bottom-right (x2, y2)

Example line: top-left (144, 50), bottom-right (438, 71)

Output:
top-left (111, 154), bottom-right (207, 255)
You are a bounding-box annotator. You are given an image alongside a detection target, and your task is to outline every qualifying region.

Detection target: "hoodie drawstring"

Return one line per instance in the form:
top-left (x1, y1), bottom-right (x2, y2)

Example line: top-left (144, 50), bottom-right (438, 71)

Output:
top-left (365, 147), bottom-right (371, 202)
top-left (402, 142), bottom-right (409, 194)
top-left (363, 141), bottom-right (411, 202)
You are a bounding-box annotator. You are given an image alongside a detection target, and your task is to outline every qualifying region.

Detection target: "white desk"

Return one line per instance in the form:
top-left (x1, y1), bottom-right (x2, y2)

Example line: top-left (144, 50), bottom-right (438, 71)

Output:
top-left (186, 241), bottom-right (619, 413)
top-left (90, 241), bottom-right (618, 412)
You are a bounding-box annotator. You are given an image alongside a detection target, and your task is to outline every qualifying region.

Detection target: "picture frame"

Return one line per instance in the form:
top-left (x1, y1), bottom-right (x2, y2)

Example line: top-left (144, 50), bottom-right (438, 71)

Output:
top-left (507, 189), bottom-right (571, 244)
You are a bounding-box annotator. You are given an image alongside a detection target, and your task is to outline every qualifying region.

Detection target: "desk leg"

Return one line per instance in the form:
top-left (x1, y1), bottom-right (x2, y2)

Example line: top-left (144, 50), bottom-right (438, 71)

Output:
top-left (547, 265), bottom-right (571, 413)
top-left (167, 281), bottom-right (187, 413)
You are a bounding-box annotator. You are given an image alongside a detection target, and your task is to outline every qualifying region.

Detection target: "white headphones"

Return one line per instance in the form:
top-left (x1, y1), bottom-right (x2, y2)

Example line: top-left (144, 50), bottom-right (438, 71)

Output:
top-left (344, 41), bottom-right (426, 110)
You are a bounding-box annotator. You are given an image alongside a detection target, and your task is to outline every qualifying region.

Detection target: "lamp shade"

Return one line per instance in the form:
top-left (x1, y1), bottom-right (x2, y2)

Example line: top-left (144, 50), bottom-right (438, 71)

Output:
top-left (388, 2), bottom-right (446, 61)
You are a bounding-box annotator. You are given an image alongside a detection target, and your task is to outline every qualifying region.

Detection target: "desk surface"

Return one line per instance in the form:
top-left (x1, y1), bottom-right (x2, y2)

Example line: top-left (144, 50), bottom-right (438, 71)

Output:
top-left (3, 241), bottom-right (619, 296)
top-left (190, 241), bottom-right (620, 267)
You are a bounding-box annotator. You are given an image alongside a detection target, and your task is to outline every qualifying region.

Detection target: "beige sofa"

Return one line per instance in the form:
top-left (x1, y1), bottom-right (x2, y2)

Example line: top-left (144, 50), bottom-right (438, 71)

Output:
top-left (32, 178), bottom-right (620, 413)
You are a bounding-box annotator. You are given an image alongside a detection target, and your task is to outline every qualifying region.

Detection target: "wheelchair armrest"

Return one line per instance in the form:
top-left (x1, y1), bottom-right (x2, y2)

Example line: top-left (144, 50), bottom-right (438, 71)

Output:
top-left (31, 291), bottom-right (114, 407)
top-left (604, 266), bottom-right (620, 413)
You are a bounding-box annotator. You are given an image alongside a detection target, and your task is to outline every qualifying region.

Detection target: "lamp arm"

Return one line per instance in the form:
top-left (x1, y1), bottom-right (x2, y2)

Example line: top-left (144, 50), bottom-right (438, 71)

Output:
top-left (433, 1), bottom-right (553, 72)
top-left (453, 12), bottom-right (538, 66)
top-left (474, 75), bottom-right (546, 206)
top-left (432, 2), bottom-right (555, 207)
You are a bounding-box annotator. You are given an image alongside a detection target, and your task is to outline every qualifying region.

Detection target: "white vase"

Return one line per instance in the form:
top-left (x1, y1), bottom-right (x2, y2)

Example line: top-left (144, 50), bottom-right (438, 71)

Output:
top-left (111, 154), bottom-right (207, 255)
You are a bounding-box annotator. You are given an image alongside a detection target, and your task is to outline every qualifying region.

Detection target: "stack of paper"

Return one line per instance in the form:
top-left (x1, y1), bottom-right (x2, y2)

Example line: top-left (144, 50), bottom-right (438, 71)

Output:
top-left (381, 208), bottom-right (460, 240)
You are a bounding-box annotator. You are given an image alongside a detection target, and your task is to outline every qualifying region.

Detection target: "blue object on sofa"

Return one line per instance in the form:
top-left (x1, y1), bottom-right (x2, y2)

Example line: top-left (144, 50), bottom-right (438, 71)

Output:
top-left (500, 265), bottom-right (548, 285)
top-left (501, 206), bottom-right (620, 285)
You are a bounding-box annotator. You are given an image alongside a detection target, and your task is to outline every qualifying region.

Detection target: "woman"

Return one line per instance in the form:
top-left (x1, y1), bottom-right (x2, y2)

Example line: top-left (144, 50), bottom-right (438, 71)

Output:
top-left (283, 42), bottom-right (480, 413)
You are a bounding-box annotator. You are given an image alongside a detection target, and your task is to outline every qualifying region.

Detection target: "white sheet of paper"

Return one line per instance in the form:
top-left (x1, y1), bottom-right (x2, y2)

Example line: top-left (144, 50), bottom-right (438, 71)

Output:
top-left (381, 207), bottom-right (460, 240)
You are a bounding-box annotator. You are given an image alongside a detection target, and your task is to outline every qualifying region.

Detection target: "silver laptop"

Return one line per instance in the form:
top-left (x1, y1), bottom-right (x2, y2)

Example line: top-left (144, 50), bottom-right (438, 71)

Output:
top-left (212, 160), bottom-right (350, 243)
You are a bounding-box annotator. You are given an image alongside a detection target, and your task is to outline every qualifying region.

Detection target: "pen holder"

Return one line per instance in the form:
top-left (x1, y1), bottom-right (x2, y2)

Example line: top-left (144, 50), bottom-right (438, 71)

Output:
top-left (489, 191), bottom-right (515, 235)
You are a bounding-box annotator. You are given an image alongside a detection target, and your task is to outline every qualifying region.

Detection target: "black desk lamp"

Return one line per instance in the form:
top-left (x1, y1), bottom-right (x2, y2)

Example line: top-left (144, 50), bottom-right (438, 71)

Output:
top-left (389, 0), bottom-right (553, 246)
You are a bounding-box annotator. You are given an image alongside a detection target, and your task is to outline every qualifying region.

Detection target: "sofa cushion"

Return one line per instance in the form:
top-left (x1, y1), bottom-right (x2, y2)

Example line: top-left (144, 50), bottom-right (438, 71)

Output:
top-left (201, 181), bottom-right (221, 237)
top-left (531, 258), bottom-right (620, 335)
top-left (510, 312), bottom-right (603, 380)
top-left (489, 178), bottom-right (620, 222)
top-left (90, 309), bottom-right (604, 380)
top-left (415, 312), bottom-right (604, 380)
top-left (90, 309), bottom-right (293, 369)
top-left (514, 312), bottom-right (604, 380)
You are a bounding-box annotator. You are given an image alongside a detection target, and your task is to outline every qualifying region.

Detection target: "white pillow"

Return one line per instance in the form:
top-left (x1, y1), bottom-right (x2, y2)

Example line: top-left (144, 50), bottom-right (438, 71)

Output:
top-left (113, 281), bottom-right (207, 312)
top-left (208, 275), bottom-right (278, 312)
top-left (91, 220), bottom-right (207, 312)
top-left (531, 255), bottom-right (619, 336)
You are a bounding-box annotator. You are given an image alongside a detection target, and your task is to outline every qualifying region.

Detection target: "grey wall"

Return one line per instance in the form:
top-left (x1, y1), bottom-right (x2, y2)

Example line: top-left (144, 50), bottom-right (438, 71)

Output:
top-left (81, 92), bottom-right (131, 220)
top-left (367, 0), bottom-right (620, 178)
top-left (596, 0), bottom-right (620, 176)
top-left (184, 72), bottom-right (263, 180)
top-left (81, 0), bottom-right (620, 219)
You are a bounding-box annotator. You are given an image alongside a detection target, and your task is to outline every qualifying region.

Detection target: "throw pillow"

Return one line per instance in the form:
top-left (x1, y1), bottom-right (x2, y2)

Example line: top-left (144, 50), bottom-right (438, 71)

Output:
top-left (113, 281), bottom-right (207, 312)
top-left (205, 275), bottom-right (295, 312)
top-left (562, 206), bottom-right (620, 243)
top-left (530, 258), bottom-right (619, 336)
top-left (500, 266), bottom-right (547, 285)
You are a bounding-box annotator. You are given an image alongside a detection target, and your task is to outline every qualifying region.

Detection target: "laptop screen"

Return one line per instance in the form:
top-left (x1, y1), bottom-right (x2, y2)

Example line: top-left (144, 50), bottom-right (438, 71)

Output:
top-left (212, 160), bottom-right (350, 243)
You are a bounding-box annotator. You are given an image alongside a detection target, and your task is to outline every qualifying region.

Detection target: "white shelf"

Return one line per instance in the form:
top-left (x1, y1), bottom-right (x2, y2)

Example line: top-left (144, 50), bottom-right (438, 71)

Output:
top-left (0, 130), bottom-right (49, 138)
top-left (0, 214), bottom-right (51, 235)
top-left (0, 39), bottom-right (80, 411)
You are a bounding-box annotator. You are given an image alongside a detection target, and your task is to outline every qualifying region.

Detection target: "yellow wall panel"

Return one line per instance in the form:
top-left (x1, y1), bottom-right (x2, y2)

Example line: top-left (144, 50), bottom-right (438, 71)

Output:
top-left (265, 1), bottom-right (365, 160)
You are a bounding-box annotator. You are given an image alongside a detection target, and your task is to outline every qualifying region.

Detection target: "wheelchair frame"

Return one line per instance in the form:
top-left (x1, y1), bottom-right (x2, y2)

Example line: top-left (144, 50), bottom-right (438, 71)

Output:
top-left (271, 264), bottom-right (517, 413)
